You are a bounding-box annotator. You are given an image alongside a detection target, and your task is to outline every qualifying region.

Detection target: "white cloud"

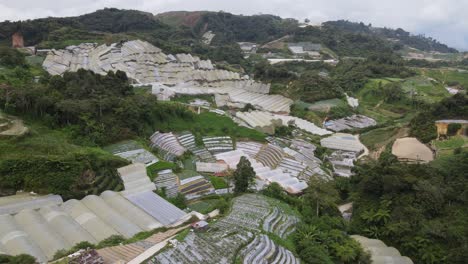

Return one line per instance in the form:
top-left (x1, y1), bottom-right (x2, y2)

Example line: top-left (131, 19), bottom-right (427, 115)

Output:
top-left (0, 0), bottom-right (466, 50)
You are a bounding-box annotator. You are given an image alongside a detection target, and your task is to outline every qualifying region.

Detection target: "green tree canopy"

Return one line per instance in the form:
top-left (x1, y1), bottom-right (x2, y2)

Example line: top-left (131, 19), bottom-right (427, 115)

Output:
top-left (233, 156), bottom-right (255, 193)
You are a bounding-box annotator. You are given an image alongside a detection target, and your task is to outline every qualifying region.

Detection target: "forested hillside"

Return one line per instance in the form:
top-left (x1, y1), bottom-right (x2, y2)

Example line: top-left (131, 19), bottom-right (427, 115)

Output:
top-left (324, 20), bottom-right (458, 53)
top-left (1, 8), bottom-right (457, 59)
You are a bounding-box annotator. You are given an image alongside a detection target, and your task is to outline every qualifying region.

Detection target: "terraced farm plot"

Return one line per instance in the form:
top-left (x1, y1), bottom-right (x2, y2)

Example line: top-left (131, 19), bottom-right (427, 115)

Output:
top-left (433, 136), bottom-right (468, 158)
top-left (402, 76), bottom-right (449, 103)
top-left (356, 79), bottom-right (413, 123)
top-left (419, 68), bottom-right (468, 88)
top-left (148, 194), bottom-right (301, 264)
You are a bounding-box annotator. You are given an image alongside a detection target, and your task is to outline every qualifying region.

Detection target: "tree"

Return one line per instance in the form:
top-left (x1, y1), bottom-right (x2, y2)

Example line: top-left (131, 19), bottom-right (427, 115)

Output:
top-left (233, 156), bottom-right (255, 193)
top-left (0, 254), bottom-right (36, 264)
top-left (303, 177), bottom-right (339, 217)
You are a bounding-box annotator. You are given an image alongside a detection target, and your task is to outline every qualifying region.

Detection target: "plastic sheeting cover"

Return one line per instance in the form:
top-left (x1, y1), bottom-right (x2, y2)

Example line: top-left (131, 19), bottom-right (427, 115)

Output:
top-left (125, 191), bottom-right (187, 226)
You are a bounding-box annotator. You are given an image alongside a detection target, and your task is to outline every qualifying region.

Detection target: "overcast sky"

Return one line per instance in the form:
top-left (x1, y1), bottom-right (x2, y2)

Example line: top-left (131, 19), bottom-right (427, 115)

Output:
top-left (1, 0), bottom-right (467, 50)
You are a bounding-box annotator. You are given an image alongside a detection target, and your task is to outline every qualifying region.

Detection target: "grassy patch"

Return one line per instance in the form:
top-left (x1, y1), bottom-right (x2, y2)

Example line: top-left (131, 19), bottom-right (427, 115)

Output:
top-left (419, 68), bottom-right (468, 88)
top-left (25, 55), bottom-right (45, 66)
top-left (177, 169), bottom-right (200, 180)
top-left (157, 111), bottom-right (266, 142)
top-left (208, 176), bottom-right (228, 189)
top-left (188, 200), bottom-right (218, 214)
top-left (433, 136), bottom-right (468, 158)
top-left (360, 126), bottom-right (399, 150)
top-left (147, 161), bottom-right (176, 181)
top-left (356, 78), bottom-right (414, 123)
top-left (174, 229), bottom-right (191, 241)
top-left (172, 94), bottom-right (215, 106)
top-left (401, 76), bottom-right (449, 103)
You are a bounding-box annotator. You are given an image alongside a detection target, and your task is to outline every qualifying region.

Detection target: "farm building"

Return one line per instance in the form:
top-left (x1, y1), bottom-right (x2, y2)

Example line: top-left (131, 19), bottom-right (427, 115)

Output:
top-left (327, 151), bottom-right (357, 177)
top-left (320, 133), bottom-right (366, 153)
top-left (0, 188), bottom-right (188, 262)
top-left (238, 42), bottom-right (257, 56)
top-left (117, 163), bottom-right (156, 195)
top-left (287, 42), bottom-right (321, 57)
top-left (391, 137), bottom-right (434, 163)
top-left (154, 169), bottom-right (180, 198)
top-left (150, 131), bottom-right (186, 161)
top-left (215, 149), bottom-right (309, 194)
top-left (191, 220), bottom-right (209, 231)
top-left (106, 140), bottom-right (158, 166)
top-left (435, 119), bottom-right (468, 138)
top-left (196, 162), bottom-right (228, 173)
top-left (179, 176), bottom-right (215, 196)
top-left (324, 115), bottom-right (376, 132)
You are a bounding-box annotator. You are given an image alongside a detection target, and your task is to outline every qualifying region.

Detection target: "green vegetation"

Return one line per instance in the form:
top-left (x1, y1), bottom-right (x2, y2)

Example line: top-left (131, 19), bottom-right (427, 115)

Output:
top-left (233, 157), bottom-right (256, 194)
top-left (1, 68), bottom-right (195, 145)
top-left (433, 136), bottom-right (468, 158)
top-left (171, 94), bottom-right (215, 106)
top-left (410, 94), bottom-right (467, 142)
top-left (0, 254), bottom-right (36, 264)
top-left (53, 241), bottom-right (94, 260)
top-left (188, 196), bottom-right (230, 214)
top-left (323, 20), bottom-right (457, 53)
top-left (174, 229), bottom-right (190, 242)
top-left (208, 176), bottom-right (228, 189)
top-left (192, 12), bottom-right (298, 44)
top-left (0, 47), bottom-right (27, 67)
top-left (349, 151), bottom-right (468, 263)
top-left (0, 122), bottom-right (126, 199)
top-left (157, 111), bottom-right (266, 142)
top-left (262, 181), bottom-right (371, 263)
top-left (360, 126), bottom-right (400, 150)
top-left (147, 161), bottom-right (176, 181)
top-left (401, 76), bottom-right (449, 103)
top-left (419, 68), bottom-right (468, 89)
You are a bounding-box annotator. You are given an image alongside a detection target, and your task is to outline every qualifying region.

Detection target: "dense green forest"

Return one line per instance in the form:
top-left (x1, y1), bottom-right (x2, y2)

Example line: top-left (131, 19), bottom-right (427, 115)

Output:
top-left (192, 12), bottom-right (298, 44)
top-left (349, 151), bottom-right (468, 263)
top-left (324, 20), bottom-right (458, 53)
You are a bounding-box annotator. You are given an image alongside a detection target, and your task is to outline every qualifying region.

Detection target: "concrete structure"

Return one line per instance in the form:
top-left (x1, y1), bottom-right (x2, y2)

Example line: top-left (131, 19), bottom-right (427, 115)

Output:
top-left (391, 137), bottom-right (434, 163)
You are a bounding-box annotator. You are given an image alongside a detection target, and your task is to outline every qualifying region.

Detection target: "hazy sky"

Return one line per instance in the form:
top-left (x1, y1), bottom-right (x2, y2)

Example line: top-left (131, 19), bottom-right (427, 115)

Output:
top-left (1, 0), bottom-right (467, 50)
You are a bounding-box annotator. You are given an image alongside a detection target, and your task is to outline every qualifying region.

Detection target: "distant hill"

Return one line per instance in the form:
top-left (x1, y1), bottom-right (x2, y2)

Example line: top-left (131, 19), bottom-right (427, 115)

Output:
top-left (156, 11), bottom-right (209, 27)
top-left (158, 11), bottom-right (298, 44)
top-left (324, 20), bottom-right (458, 53)
top-left (0, 8), bottom-right (173, 47)
top-left (0, 9), bottom-right (457, 57)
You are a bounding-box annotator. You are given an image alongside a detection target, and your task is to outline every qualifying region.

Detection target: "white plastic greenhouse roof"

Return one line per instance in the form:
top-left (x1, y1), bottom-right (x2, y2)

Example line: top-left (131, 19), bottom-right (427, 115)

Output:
top-left (0, 188), bottom-right (188, 262)
top-left (125, 191), bottom-right (187, 226)
top-left (320, 133), bottom-right (365, 153)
